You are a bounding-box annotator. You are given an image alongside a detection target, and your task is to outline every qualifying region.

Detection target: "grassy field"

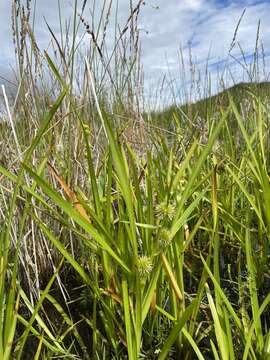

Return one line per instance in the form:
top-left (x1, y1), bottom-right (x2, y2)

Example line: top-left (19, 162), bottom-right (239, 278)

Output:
top-left (1, 1), bottom-right (270, 359)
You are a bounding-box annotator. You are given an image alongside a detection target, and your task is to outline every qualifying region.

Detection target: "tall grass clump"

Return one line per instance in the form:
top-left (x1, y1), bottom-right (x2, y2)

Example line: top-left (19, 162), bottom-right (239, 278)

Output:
top-left (1, 1), bottom-right (270, 359)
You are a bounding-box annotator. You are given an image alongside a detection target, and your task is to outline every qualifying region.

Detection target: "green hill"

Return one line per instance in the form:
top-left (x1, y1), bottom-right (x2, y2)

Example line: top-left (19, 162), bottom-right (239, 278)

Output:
top-left (151, 81), bottom-right (270, 129)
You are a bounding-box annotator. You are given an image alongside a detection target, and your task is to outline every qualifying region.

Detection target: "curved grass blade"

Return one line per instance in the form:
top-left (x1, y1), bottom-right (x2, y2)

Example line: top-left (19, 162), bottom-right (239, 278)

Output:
top-left (158, 301), bottom-right (195, 360)
top-left (22, 164), bottom-right (130, 274)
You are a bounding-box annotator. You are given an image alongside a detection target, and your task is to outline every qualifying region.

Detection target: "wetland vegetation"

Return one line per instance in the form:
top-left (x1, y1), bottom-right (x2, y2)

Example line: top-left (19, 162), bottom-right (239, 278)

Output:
top-left (1, 1), bottom-right (270, 359)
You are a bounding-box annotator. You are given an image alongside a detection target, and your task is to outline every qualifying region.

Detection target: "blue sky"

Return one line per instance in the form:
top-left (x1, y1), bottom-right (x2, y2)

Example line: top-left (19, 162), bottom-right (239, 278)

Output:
top-left (1, 0), bottom-right (270, 105)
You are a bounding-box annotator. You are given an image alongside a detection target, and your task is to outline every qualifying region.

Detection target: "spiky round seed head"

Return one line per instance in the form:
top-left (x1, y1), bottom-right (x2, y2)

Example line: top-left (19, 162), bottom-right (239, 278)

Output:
top-left (137, 256), bottom-right (153, 277)
top-left (159, 229), bottom-right (172, 248)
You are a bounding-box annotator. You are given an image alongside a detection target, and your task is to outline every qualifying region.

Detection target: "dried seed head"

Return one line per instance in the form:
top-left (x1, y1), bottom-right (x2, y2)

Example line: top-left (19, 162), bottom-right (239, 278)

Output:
top-left (184, 224), bottom-right (189, 241)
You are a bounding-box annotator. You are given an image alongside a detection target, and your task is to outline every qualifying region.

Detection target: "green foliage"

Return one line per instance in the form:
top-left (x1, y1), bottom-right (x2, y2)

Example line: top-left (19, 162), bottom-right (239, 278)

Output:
top-left (1, 1), bottom-right (270, 359)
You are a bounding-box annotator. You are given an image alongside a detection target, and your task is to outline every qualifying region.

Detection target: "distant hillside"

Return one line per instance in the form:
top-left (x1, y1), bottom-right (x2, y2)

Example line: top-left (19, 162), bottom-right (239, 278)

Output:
top-left (185, 81), bottom-right (270, 114)
top-left (151, 81), bottom-right (270, 128)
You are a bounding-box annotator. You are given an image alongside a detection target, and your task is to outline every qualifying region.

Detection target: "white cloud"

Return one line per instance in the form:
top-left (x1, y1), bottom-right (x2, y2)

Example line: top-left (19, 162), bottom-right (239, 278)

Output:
top-left (137, 0), bottom-right (270, 105)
